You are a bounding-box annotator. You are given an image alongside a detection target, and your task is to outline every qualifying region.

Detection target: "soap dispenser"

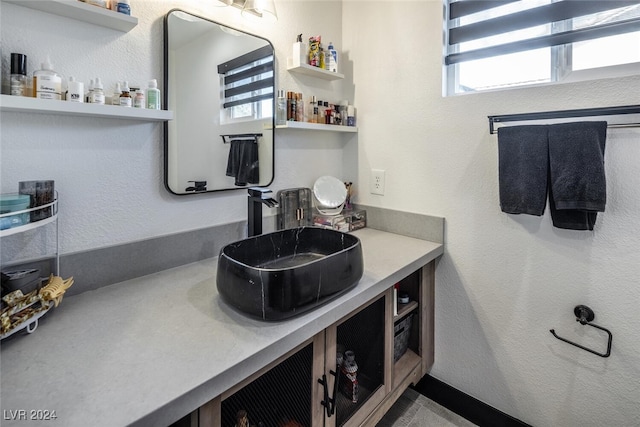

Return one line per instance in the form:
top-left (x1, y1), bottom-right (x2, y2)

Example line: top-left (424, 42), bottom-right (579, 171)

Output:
top-left (33, 56), bottom-right (63, 100)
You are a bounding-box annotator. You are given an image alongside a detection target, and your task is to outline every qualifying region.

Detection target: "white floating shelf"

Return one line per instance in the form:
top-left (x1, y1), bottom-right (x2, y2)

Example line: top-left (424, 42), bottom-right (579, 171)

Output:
top-left (276, 121), bottom-right (357, 133)
top-left (286, 58), bottom-right (345, 81)
top-left (0, 95), bottom-right (173, 122)
top-left (3, 0), bottom-right (138, 32)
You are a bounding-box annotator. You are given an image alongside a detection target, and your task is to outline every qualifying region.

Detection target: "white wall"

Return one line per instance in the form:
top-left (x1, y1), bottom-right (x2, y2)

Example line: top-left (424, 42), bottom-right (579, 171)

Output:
top-left (343, 1), bottom-right (640, 426)
top-left (0, 0), bottom-right (350, 258)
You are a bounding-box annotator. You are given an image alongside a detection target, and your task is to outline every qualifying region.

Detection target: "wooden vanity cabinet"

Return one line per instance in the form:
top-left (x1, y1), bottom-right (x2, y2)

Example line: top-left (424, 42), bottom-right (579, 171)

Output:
top-left (181, 262), bottom-right (434, 427)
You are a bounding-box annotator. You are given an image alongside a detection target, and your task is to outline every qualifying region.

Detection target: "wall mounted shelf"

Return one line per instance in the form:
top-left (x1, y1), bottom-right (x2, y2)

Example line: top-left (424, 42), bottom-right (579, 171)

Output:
top-left (276, 121), bottom-right (357, 133)
top-left (2, 0), bottom-right (138, 32)
top-left (287, 58), bottom-right (345, 81)
top-left (0, 95), bottom-right (173, 122)
top-left (395, 300), bottom-right (419, 322)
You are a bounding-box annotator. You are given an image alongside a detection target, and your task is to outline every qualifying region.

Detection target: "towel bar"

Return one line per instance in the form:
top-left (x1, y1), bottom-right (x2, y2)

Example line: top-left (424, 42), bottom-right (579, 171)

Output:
top-left (221, 133), bottom-right (262, 144)
top-left (550, 305), bottom-right (612, 358)
top-left (488, 105), bottom-right (640, 134)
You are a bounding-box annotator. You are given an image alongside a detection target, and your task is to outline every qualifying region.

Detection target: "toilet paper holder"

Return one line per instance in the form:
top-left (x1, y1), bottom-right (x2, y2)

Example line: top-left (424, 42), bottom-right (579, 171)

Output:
top-left (550, 305), bottom-right (612, 358)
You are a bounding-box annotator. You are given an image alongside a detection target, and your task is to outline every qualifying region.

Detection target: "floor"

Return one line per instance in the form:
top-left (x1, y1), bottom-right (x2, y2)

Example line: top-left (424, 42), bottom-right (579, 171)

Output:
top-left (376, 388), bottom-right (478, 427)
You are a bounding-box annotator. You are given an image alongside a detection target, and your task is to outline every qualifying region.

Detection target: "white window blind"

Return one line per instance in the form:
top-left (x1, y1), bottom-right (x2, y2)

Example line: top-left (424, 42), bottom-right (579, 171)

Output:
top-left (218, 45), bottom-right (274, 110)
top-left (445, 0), bottom-right (640, 93)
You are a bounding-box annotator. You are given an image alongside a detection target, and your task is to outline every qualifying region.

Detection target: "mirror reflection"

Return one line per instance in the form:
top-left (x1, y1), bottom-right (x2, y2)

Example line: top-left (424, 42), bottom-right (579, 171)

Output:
top-left (164, 9), bottom-right (275, 194)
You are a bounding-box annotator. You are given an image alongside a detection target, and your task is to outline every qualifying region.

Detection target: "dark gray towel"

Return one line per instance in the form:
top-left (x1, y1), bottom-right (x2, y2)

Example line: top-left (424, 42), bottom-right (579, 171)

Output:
top-left (226, 139), bottom-right (259, 186)
top-left (498, 125), bottom-right (549, 215)
top-left (548, 121), bottom-right (607, 230)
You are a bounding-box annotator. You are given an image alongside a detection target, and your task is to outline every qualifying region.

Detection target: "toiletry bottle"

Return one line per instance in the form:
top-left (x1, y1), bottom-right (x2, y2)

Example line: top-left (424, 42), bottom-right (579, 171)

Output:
top-left (133, 90), bottom-right (145, 108)
top-left (91, 77), bottom-right (105, 104)
top-left (309, 36), bottom-right (321, 67)
top-left (328, 42), bottom-right (338, 73)
top-left (308, 96), bottom-right (317, 123)
top-left (286, 91), bottom-right (292, 121)
top-left (10, 53), bottom-right (27, 97)
top-left (289, 93), bottom-right (297, 121)
top-left (275, 89), bottom-right (286, 125)
top-left (119, 81), bottom-right (132, 107)
top-left (146, 79), bottom-right (161, 110)
top-left (296, 93), bottom-right (304, 123)
top-left (339, 100), bottom-right (348, 126)
top-left (67, 76), bottom-right (84, 103)
top-left (293, 34), bottom-right (307, 66)
top-left (341, 351), bottom-right (359, 403)
top-left (117, 0), bottom-right (130, 15)
top-left (319, 46), bottom-right (326, 70)
top-left (347, 105), bottom-right (356, 126)
top-left (33, 56), bottom-right (63, 100)
top-left (111, 82), bottom-right (122, 105)
top-left (86, 79), bottom-right (94, 103)
top-left (87, 0), bottom-right (107, 8)
top-left (317, 100), bottom-right (325, 123)
top-left (324, 102), bottom-right (332, 124)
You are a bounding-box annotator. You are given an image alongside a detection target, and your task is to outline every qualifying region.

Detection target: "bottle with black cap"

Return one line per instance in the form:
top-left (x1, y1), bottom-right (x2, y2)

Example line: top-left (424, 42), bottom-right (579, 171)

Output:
top-left (10, 53), bottom-right (27, 96)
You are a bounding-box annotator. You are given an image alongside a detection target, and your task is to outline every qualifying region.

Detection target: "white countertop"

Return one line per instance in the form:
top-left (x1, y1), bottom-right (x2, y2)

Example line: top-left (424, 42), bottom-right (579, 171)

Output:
top-left (0, 228), bottom-right (443, 427)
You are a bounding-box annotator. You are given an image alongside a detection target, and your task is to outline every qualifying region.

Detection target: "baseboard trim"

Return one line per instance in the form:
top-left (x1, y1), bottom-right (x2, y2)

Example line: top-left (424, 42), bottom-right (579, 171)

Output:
top-left (412, 375), bottom-right (531, 427)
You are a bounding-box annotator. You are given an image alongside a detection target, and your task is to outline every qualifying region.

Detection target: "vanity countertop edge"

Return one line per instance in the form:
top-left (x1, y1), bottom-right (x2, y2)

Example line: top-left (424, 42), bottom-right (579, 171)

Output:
top-left (0, 227), bottom-right (443, 427)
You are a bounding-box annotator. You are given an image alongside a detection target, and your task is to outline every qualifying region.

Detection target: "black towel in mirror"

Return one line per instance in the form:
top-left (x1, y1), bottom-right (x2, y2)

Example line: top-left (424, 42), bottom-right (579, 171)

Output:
top-left (226, 139), bottom-right (260, 186)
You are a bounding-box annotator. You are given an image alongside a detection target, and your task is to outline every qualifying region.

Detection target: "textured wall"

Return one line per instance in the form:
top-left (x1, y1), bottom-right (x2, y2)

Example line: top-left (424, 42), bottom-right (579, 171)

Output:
top-left (343, 2), bottom-right (640, 426)
top-left (0, 0), bottom-right (351, 260)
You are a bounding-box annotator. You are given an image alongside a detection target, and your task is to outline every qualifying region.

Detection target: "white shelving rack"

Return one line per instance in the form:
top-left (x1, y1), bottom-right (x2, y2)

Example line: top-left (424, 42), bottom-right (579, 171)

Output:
top-left (0, 194), bottom-right (60, 275)
top-left (286, 58), bottom-right (345, 81)
top-left (276, 121), bottom-right (357, 133)
top-left (2, 0), bottom-right (138, 32)
top-left (0, 95), bottom-right (173, 121)
top-left (285, 57), bottom-right (357, 133)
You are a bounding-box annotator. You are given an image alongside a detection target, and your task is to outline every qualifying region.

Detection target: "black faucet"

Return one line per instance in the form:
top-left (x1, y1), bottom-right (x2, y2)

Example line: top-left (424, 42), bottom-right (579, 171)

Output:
top-left (185, 180), bottom-right (207, 192)
top-left (247, 188), bottom-right (279, 237)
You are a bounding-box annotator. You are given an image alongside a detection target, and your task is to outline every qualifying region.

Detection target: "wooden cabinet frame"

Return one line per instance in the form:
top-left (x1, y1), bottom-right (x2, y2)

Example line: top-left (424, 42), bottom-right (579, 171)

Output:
top-left (190, 262), bottom-right (435, 427)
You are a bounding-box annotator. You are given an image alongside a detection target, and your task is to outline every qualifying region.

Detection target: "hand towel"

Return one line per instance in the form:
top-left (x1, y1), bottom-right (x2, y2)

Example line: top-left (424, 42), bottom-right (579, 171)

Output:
top-left (498, 125), bottom-right (549, 215)
top-left (226, 139), bottom-right (260, 186)
top-left (548, 121), bottom-right (607, 230)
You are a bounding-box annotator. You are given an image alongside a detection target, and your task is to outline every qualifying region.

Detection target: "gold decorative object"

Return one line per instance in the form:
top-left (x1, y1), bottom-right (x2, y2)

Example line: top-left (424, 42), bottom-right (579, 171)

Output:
top-left (1, 274), bottom-right (74, 339)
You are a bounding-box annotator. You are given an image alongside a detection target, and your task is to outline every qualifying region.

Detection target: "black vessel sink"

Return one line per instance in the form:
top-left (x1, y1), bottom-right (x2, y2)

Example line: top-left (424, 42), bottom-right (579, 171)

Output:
top-left (217, 227), bottom-right (363, 320)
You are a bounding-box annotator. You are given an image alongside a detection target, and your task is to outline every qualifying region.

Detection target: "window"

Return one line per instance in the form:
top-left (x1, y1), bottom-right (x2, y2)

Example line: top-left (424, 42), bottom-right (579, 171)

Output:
top-left (218, 45), bottom-right (274, 121)
top-left (445, 0), bottom-right (640, 95)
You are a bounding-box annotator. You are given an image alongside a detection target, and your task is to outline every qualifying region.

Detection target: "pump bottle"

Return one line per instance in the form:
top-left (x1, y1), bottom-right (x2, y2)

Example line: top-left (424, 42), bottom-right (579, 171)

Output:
top-left (33, 56), bottom-right (63, 100)
top-left (146, 79), bottom-right (161, 110)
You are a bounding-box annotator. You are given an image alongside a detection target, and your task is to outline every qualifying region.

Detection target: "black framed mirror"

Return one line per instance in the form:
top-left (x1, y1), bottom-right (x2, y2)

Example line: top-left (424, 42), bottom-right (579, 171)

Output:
top-left (163, 9), bottom-right (275, 194)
